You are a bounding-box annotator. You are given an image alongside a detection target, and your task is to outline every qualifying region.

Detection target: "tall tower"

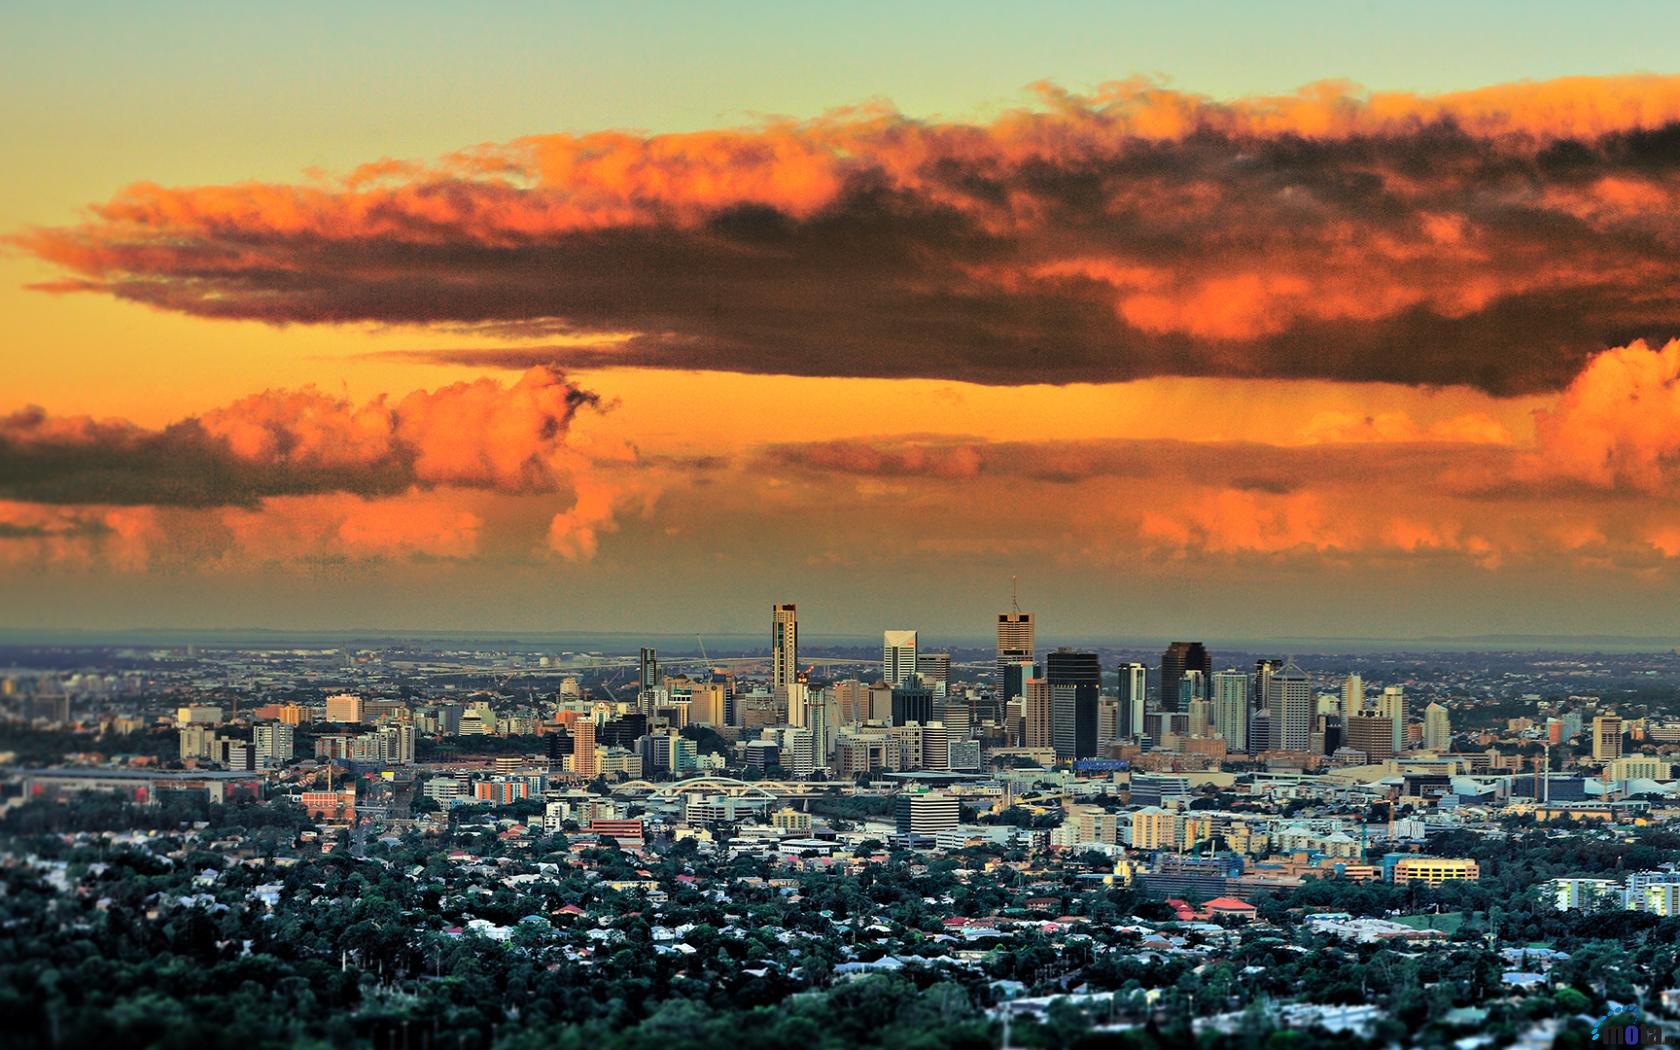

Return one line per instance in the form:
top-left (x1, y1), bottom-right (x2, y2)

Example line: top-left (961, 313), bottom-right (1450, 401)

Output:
top-left (883, 630), bottom-right (919, 687)
top-left (996, 581), bottom-right (1035, 699)
top-left (1264, 660), bottom-right (1312, 752)
top-left (1378, 686), bottom-right (1406, 754)
top-left (771, 603), bottom-right (798, 691)
top-left (1212, 669), bottom-right (1250, 753)
top-left (638, 647), bottom-right (660, 691)
top-left (1340, 673), bottom-right (1364, 723)
top-left (1423, 702), bottom-right (1452, 751)
top-left (1117, 663), bottom-right (1148, 739)
top-left (1160, 642), bottom-right (1212, 714)
top-left (1046, 648), bottom-right (1100, 761)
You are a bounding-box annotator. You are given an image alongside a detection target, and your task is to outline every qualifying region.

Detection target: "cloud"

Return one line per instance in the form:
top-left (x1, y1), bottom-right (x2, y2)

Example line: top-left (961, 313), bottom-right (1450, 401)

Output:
top-left (0, 367), bottom-right (599, 506)
top-left (18, 75), bottom-right (1680, 392)
top-left (1529, 338), bottom-right (1680, 491)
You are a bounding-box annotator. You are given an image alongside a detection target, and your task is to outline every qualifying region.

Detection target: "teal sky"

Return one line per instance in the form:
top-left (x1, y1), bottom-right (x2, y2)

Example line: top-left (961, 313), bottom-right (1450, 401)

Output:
top-left (5, 0), bottom-right (1679, 207)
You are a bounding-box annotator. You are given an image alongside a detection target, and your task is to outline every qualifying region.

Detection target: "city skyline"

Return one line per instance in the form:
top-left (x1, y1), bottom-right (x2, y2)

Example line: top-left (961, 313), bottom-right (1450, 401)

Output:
top-left (7, 4), bottom-right (1680, 641)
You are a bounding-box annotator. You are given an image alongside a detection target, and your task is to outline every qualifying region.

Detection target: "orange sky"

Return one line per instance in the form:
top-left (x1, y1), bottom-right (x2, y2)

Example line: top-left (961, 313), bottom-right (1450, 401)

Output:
top-left (7, 69), bottom-right (1680, 640)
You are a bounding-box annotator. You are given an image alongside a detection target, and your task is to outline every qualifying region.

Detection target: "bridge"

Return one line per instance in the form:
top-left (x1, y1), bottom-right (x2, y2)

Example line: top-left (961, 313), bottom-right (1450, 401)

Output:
top-left (612, 775), bottom-right (865, 801)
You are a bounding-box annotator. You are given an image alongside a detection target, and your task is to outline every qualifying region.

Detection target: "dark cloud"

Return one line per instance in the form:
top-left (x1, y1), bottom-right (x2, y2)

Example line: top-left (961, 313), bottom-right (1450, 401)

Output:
top-left (18, 77), bottom-right (1680, 392)
top-left (0, 369), bottom-right (597, 506)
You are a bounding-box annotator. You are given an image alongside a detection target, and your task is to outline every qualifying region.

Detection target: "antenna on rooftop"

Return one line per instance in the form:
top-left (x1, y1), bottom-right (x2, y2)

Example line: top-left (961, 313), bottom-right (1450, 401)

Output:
top-left (1010, 576), bottom-right (1020, 614)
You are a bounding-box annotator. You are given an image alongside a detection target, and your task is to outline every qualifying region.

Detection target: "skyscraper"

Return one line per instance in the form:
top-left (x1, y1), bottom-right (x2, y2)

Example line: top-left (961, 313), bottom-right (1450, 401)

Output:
top-left (1423, 702), bottom-right (1452, 750)
top-left (1023, 678), bottom-right (1052, 749)
top-left (996, 607), bottom-right (1035, 695)
top-left (1593, 714), bottom-right (1623, 761)
top-left (1118, 662), bottom-right (1148, 739)
top-left (1378, 686), bottom-right (1406, 754)
top-left (1340, 673), bottom-right (1364, 722)
top-left (1047, 648), bottom-right (1100, 761)
top-left (1346, 710), bottom-right (1395, 762)
top-left (1160, 642), bottom-right (1212, 714)
top-left (638, 647), bottom-right (660, 691)
top-left (772, 603), bottom-right (798, 691)
top-left (1002, 659), bottom-right (1040, 715)
top-left (883, 630), bottom-right (919, 687)
top-left (1264, 660), bottom-right (1312, 752)
top-left (1211, 670), bottom-right (1249, 753)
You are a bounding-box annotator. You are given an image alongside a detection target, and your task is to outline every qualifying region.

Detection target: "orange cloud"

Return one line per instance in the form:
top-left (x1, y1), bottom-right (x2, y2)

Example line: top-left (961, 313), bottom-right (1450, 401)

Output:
top-left (0, 367), bottom-right (600, 505)
top-left (1530, 339), bottom-right (1680, 492)
top-left (17, 75), bottom-right (1680, 393)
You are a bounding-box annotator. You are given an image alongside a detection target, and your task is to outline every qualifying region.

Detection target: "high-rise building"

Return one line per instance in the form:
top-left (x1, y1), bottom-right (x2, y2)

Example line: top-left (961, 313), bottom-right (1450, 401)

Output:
top-left (253, 723), bottom-right (295, 767)
top-left (1264, 660), bottom-right (1312, 752)
top-left (1212, 670), bottom-right (1249, 753)
top-left (996, 608), bottom-right (1035, 696)
top-left (1593, 715), bottom-right (1624, 761)
top-left (324, 694), bottom-right (362, 723)
top-left (1423, 702), bottom-right (1452, 750)
top-left (1345, 710), bottom-right (1395, 762)
top-left (1002, 659), bottom-right (1039, 712)
top-left (571, 720), bottom-right (599, 777)
top-left (883, 630), bottom-right (919, 687)
top-left (1251, 659), bottom-right (1279, 748)
top-left (638, 647), bottom-right (660, 691)
top-left (1378, 686), bottom-right (1407, 754)
top-left (916, 652), bottom-right (951, 696)
top-left (1023, 679), bottom-right (1052, 749)
top-left (1340, 674), bottom-right (1364, 722)
top-left (1118, 663), bottom-right (1148, 739)
top-left (890, 685), bottom-right (934, 727)
top-left (772, 604), bottom-right (798, 691)
top-left (1047, 648), bottom-right (1100, 761)
top-left (1160, 642), bottom-right (1212, 714)
top-left (895, 791), bottom-right (960, 838)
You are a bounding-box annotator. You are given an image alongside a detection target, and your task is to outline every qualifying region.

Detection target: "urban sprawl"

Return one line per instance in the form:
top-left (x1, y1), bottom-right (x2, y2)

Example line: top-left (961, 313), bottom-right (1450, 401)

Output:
top-left (4, 606), bottom-right (1680, 1049)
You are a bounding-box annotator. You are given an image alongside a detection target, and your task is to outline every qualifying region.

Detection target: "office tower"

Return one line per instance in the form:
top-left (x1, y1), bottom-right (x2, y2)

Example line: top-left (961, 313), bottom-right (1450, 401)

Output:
top-left (1117, 662), bottom-right (1148, 739)
top-left (1187, 697), bottom-right (1212, 738)
top-left (252, 722), bottom-right (295, 767)
top-left (1378, 686), bottom-right (1407, 754)
top-left (1345, 710), bottom-right (1396, 762)
top-left (772, 603), bottom-right (798, 691)
top-left (996, 605), bottom-right (1035, 694)
top-left (786, 681), bottom-right (810, 728)
top-left (638, 647), bottom-right (660, 692)
top-left (895, 791), bottom-right (960, 838)
top-left (324, 694), bottom-right (362, 723)
top-left (1248, 709), bottom-right (1271, 756)
top-left (1002, 659), bottom-right (1039, 710)
top-left (1023, 679), bottom-right (1052, 749)
top-left (571, 720), bottom-right (599, 777)
top-left (916, 652), bottom-right (951, 696)
top-left (1050, 684), bottom-right (1098, 760)
top-left (1264, 660), bottom-right (1312, 752)
top-left (1160, 642), bottom-right (1212, 714)
top-left (883, 630), bottom-right (919, 687)
top-left (1341, 673), bottom-right (1364, 722)
top-left (833, 679), bottom-right (870, 723)
top-left (1423, 702), bottom-right (1452, 750)
top-left (921, 723), bottom-right (950, 771)
top-left (1252, 659), bottom-right (1279, 722)
top-left (890, 685), bottom-right (934, 727)
top-left (1212, 670), bottom-right (1249, 753)
top-left (1179, 668), bottom-right (1207, 708)
top-left (1046, 648), bottom-right (1100, 761)
top-left (1593, 715), bottom-right (1624, 761)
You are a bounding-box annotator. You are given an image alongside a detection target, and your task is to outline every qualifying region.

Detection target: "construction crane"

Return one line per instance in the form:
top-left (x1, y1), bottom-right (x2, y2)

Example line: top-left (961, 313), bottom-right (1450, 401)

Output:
top-left (696, 633), bottom-right (712, 670)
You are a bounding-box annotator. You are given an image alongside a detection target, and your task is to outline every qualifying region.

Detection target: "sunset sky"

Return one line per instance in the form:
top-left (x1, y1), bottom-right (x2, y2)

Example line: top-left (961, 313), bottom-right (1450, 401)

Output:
top-left (6, 2), bottom-right (1680, 642)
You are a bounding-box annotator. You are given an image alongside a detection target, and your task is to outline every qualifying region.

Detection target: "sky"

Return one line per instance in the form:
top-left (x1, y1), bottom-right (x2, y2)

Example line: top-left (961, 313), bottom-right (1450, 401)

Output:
top-left (5, 1), bottom-right (1680, 643)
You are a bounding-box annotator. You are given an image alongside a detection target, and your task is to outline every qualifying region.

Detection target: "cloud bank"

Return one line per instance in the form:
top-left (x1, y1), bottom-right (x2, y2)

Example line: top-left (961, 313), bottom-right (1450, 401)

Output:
top-left (17, 76), bottom-right (1680, 392)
